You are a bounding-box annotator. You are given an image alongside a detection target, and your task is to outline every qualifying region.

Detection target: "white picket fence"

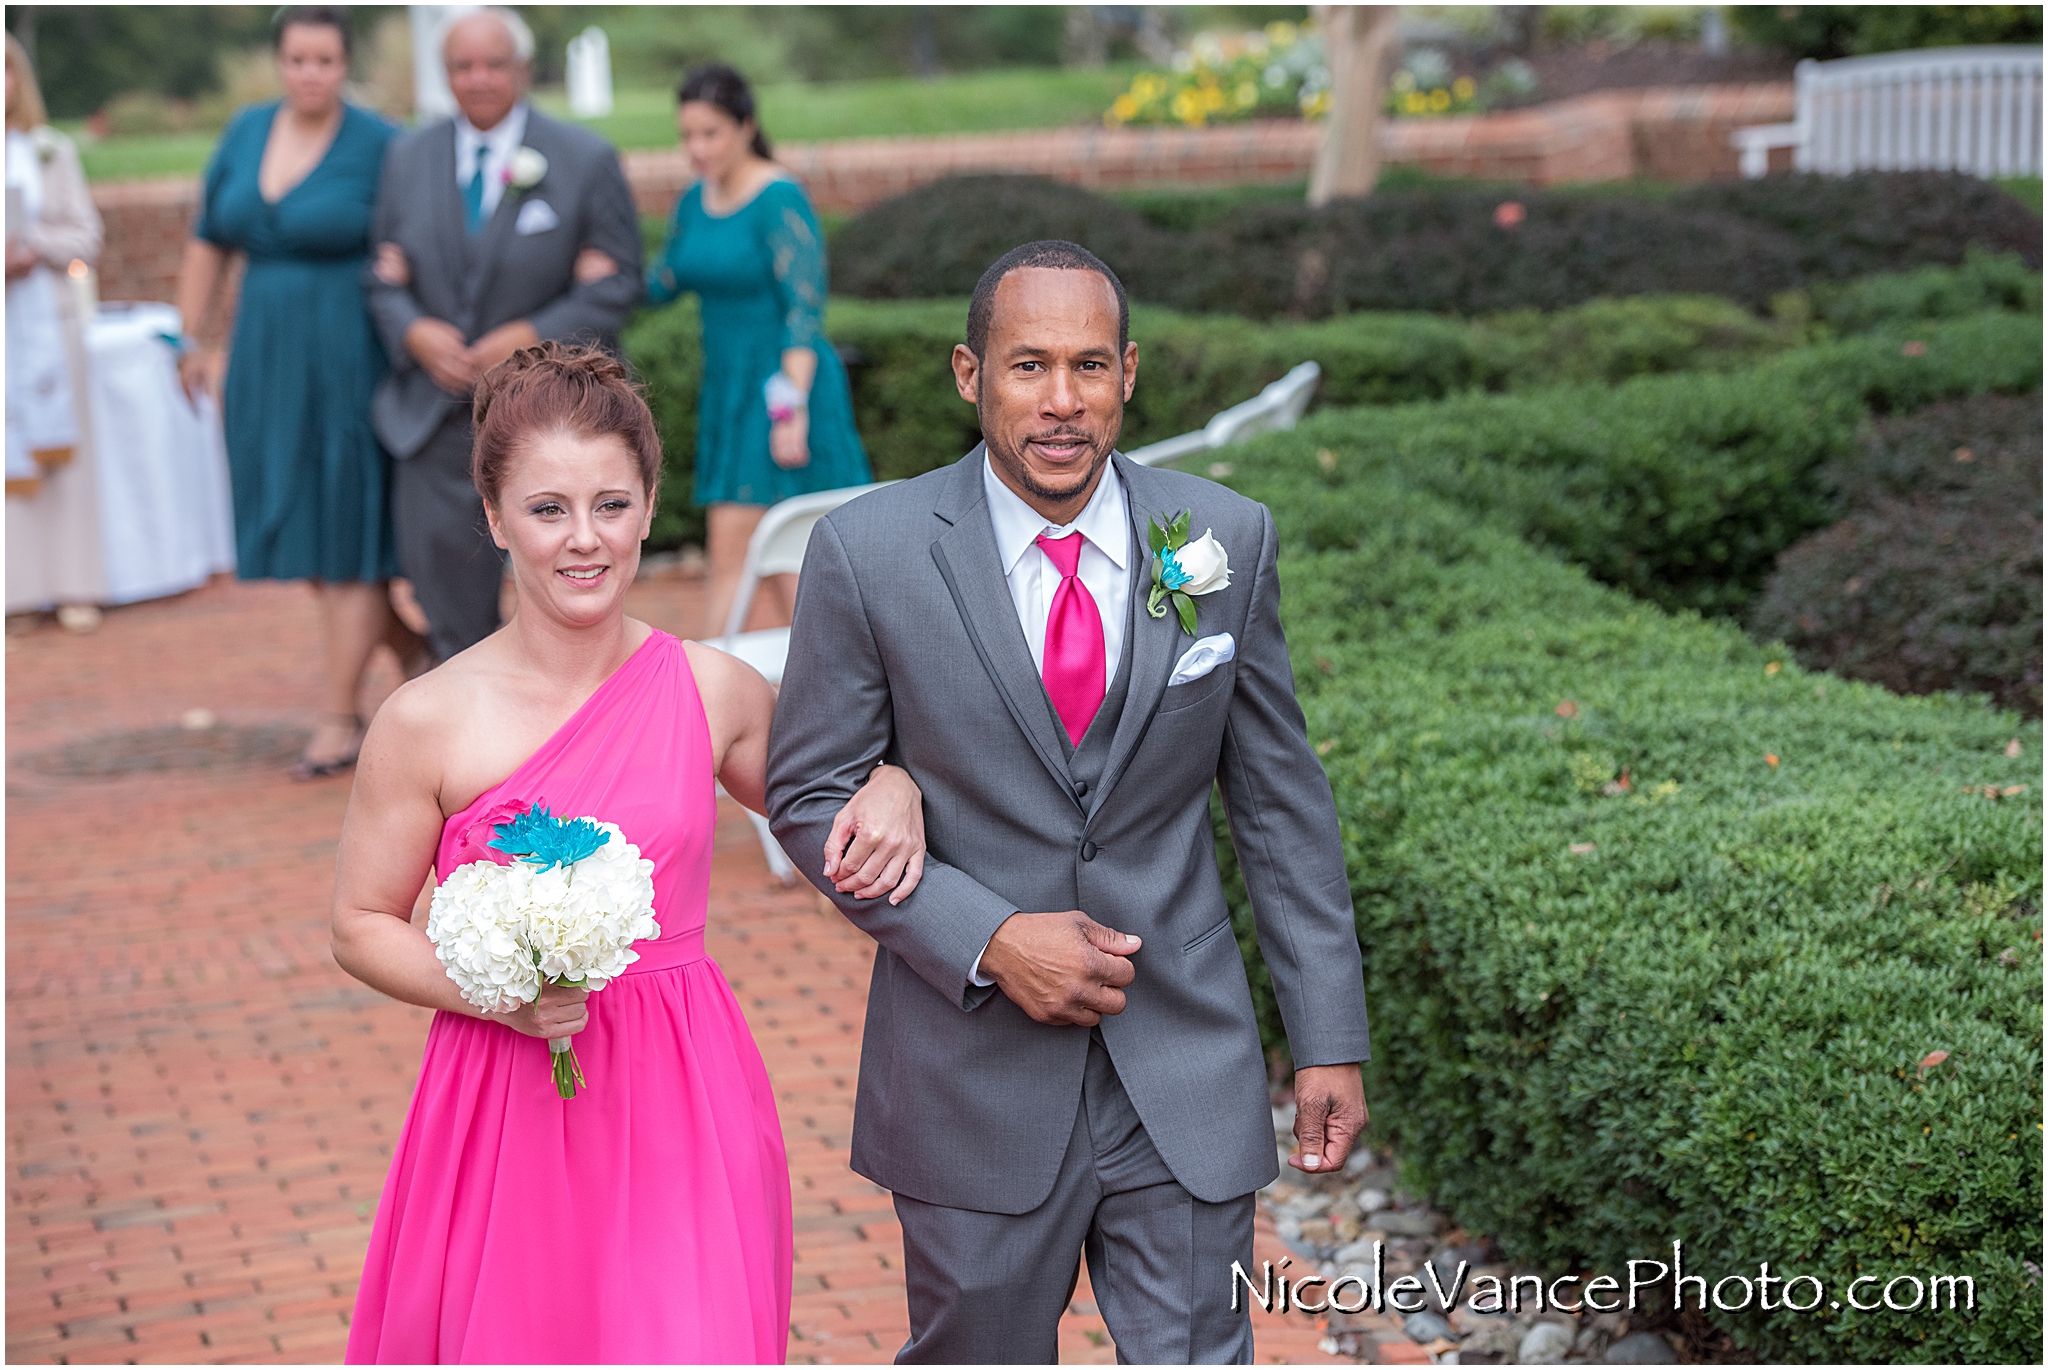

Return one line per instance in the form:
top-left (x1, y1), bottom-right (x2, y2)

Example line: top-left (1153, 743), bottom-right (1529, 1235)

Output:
top-left (1733, 45), bottom-right (2043, 179)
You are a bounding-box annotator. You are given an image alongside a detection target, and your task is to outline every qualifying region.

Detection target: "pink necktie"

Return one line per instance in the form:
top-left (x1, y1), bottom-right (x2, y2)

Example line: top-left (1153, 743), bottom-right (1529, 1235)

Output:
top-left (1035, 532), bottom-right (1106, 747)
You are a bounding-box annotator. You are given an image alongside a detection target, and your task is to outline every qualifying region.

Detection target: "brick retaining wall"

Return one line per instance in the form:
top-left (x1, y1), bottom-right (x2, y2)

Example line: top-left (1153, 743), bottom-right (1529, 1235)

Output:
top-left (91, 82), bottom-right (1792, 307)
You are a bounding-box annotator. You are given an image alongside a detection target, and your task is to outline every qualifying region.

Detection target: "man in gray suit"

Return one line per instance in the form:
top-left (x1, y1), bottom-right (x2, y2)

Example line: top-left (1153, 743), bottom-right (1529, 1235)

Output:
top-left (365, 7), bottom-right (641, 661)
top-left (767, 241), bottom-right (1371, 1363)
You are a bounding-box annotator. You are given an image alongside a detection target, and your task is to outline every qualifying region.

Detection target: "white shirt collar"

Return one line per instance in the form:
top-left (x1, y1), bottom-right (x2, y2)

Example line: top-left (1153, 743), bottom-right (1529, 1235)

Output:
top-left (982, 450), bottom-right (1129, 577)
top-left (456, 101), bottom-right (529, 171)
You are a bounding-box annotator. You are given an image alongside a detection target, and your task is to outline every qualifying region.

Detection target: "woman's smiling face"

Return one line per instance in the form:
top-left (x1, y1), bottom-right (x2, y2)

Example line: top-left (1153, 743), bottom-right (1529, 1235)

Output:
top-left (485, 428), bottom-right (653, 629)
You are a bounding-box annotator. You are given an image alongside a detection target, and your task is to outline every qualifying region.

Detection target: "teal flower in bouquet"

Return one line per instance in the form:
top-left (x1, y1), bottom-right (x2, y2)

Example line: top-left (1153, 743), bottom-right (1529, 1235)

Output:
top-left (488, 801), bottom-right (610, 870)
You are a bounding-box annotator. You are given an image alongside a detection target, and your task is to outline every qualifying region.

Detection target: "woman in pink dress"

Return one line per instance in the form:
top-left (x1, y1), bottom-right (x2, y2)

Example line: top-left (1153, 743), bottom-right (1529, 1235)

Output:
top-left (330, 344), bottom-right (920, 1363)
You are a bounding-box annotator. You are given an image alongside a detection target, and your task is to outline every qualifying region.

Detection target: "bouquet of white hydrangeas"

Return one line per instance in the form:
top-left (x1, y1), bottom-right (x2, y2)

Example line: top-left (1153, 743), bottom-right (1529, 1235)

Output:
top-left (427, 801), bottom-right (659, 1099)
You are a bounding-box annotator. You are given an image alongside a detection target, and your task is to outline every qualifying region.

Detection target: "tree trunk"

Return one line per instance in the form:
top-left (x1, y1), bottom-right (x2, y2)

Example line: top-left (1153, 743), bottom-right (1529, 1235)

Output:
top-left (1309, 5), bottom-right (1400, 206)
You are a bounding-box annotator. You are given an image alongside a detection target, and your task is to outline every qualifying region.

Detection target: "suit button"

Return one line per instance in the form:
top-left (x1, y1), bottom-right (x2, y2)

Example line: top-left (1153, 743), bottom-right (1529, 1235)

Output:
top-left (1074, 779), bottom-right (1088, 796)
top-left (1081, 841), bottom-right (1097, 861)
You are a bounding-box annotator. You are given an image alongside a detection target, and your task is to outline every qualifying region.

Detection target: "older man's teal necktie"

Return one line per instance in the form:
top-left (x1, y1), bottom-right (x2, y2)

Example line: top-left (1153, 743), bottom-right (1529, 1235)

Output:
top-left (463, 149), bottom-right (488, 234)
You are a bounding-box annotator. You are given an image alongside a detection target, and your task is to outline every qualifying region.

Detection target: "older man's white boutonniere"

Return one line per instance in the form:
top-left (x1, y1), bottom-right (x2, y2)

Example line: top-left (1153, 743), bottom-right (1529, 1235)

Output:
top-left (1147, 510), bottom-right (1231, 636)
top-left (505, 147), bottom-right (548, 190)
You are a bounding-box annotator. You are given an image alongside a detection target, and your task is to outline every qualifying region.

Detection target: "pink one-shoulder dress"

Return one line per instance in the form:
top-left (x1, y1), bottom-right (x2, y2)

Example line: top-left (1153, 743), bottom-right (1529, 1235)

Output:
top-left (347, 631), bottom-right (793, 1363)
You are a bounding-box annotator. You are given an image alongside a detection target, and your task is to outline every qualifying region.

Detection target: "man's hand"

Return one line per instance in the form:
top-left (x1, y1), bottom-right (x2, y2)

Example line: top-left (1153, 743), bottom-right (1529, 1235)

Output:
top-left (466, 319), bottom-right (540, 378)
top-left (404, 317), bottom-right (477, 395)
top-left (1289, 1064), bottom-right (1368, 1173)
top-left (979, 910), bottom-right (1140, 1026)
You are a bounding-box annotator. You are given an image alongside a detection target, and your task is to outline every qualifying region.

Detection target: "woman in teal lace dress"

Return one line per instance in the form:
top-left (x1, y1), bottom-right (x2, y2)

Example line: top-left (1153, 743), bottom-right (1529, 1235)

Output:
top-left (644, 64), bottom-right (870, 639)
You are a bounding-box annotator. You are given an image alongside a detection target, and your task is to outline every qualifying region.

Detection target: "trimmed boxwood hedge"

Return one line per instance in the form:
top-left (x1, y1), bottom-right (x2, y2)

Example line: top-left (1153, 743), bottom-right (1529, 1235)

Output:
top-left (1809, 248), bottom-right (2043, 336)
top-left (624, 290), bottom-right (1796, 549)
top-left (1202, 452), bottom-right (2043, 1364)
top-left (1752, 392), bottom-right (2043, 715)
top-left (831, 171), bottom-right (2042, 318)
top-left (1237, 312), bottom-right (2042, 617)
top-left (621, 264), bottom-right (2038, 552)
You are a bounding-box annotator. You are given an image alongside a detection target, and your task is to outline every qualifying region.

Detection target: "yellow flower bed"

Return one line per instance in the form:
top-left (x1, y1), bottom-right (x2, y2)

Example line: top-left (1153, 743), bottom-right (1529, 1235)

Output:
top-left (1387, 72), bottom-right (1482, 119)
top-left (1103, 21), bottom-right (1327, 129)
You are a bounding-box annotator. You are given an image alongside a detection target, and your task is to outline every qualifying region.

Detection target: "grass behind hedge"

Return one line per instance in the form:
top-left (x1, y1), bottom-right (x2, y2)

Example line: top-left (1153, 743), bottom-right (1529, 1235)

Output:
top-left (1203, 460), bottom-right (2043, 1363)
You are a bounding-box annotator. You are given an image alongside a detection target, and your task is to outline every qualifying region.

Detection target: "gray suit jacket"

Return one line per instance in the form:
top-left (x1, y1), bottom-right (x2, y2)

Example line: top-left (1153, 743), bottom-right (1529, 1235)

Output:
top-left (767, 448), bottom-right (1371, 1214)
top-left (364, 108), bottom-right (643, 459)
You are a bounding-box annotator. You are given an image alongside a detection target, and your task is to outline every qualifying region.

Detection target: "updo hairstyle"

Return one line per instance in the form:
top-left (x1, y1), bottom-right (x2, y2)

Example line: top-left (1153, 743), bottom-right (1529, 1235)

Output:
top-left (470, 343), bottom-right (663, 508)
top-left (676, 62), bottom-right (772, 159)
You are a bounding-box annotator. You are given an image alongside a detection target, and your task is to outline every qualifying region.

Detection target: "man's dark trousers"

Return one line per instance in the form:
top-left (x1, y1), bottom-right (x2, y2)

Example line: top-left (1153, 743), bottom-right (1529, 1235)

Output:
top-left (395, 413), bottom-right (502, 662)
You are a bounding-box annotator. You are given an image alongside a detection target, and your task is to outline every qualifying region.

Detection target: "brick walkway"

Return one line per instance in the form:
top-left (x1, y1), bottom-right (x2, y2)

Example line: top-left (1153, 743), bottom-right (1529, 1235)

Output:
top-left (7, 574), bottom-right (1382, 1364)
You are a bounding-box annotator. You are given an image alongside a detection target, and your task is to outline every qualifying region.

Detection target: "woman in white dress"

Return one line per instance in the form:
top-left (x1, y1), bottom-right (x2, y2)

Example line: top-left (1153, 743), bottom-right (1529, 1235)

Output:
top-left (5, 33), bottom-right (106, 630)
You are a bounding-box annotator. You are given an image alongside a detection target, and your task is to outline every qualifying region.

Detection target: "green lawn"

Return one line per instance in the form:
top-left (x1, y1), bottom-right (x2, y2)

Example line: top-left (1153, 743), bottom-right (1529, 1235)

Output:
top-left (537, 63), bottom-right (1140, 149)
top-left (1996, 175), bottom-right (2042, 214)
top-left (74, 64), bottom-right (1141, 181)
top-left (74, 130), bottom-right (225, 182)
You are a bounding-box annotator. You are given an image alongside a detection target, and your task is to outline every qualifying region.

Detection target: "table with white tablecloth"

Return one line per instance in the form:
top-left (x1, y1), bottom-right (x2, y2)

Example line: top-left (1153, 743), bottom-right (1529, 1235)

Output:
top-left (85, 302), bottom-right (238, 605)
top-left (8, 302), bottom-right (238, 614)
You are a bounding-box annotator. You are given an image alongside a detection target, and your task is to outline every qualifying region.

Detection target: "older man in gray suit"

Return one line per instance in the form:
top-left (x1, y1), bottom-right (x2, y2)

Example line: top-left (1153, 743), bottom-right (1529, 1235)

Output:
top-left (365, 7), bottom-right (641, 661)
top-left (767, 241), bottom-right (1372, 1363)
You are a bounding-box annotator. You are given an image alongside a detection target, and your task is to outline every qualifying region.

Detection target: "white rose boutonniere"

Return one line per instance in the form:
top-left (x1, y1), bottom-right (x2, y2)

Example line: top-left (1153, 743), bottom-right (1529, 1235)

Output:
top-left (1147, 510), bottom-right (1232, 635)
top-left (505, 146), bottom-right (548, 190)
top-left (31, 126), bottom-right (61, 164)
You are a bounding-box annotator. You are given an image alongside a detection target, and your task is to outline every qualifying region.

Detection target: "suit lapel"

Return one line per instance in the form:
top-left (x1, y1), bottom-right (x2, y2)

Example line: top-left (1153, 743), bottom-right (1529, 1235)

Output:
top-left (929, 448), bottom-right (1075, 795)
top-left (1086, 454), bottom-right (1183, 823)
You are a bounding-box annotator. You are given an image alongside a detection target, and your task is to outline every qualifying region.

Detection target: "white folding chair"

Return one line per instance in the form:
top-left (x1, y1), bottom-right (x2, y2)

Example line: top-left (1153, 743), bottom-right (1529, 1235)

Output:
top-left (713, 482), bottom-right (893, 883)
top-left (1126, 361), bottom-right (1321, 466)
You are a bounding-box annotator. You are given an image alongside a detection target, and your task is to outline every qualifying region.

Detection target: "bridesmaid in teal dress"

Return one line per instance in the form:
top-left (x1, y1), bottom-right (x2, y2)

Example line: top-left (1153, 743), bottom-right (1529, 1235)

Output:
top-left (644, 63), bottom-right (871, 640)
top-left (175, 7), bottom-right (421, 779)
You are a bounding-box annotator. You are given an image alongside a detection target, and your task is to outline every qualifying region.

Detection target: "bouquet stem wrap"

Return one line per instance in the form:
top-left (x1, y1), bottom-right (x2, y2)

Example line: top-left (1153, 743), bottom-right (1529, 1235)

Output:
top-left (548, 1035), bottom-right (586, 1098)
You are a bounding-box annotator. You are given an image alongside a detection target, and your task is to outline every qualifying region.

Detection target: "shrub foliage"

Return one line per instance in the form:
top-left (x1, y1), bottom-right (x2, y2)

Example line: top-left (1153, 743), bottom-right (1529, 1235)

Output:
top-left (832, 172), bottom-right (2042, 317)
top-left (1752, 392), bottom-right (2043, 715)
top-left (622, 267), bottom-right (2038, 552)
top-left (1205, 449), bottom-right (2043, 1365)
top-left (1261, 313), bottom-right (2042, 617)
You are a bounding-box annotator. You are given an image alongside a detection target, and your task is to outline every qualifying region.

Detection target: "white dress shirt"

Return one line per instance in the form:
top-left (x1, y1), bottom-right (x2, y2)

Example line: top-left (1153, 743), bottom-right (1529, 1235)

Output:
top-left (981, 452), bottom-right (1130, 683)
top-left (968, 453), bottom-right (1131, 987)
top-left (454, 101), bottom-right (530, 223)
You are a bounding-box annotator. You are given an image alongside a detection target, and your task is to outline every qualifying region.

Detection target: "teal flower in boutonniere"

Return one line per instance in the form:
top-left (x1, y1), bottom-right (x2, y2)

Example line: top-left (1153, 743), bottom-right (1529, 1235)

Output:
top-left (1147, 510), bottom-right (1232, 636)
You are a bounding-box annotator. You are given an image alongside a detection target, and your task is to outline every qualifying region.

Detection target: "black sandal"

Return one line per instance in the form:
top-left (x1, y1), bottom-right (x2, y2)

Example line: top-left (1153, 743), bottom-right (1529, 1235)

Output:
top-left (291, 713), bottom-right (366, 781)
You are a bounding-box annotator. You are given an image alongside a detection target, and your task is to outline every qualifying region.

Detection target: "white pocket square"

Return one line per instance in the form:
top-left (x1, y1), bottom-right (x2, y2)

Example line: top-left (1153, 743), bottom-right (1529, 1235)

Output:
top-left (1169, 633), bottom-right (1236, 687)
top-left (514, 199), bottom-right (560, 235)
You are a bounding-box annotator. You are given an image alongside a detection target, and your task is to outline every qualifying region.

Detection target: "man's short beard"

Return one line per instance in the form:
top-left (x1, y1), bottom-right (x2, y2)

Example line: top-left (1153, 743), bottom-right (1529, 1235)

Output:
top-left (977, 385), bottom-right (1121, 507)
